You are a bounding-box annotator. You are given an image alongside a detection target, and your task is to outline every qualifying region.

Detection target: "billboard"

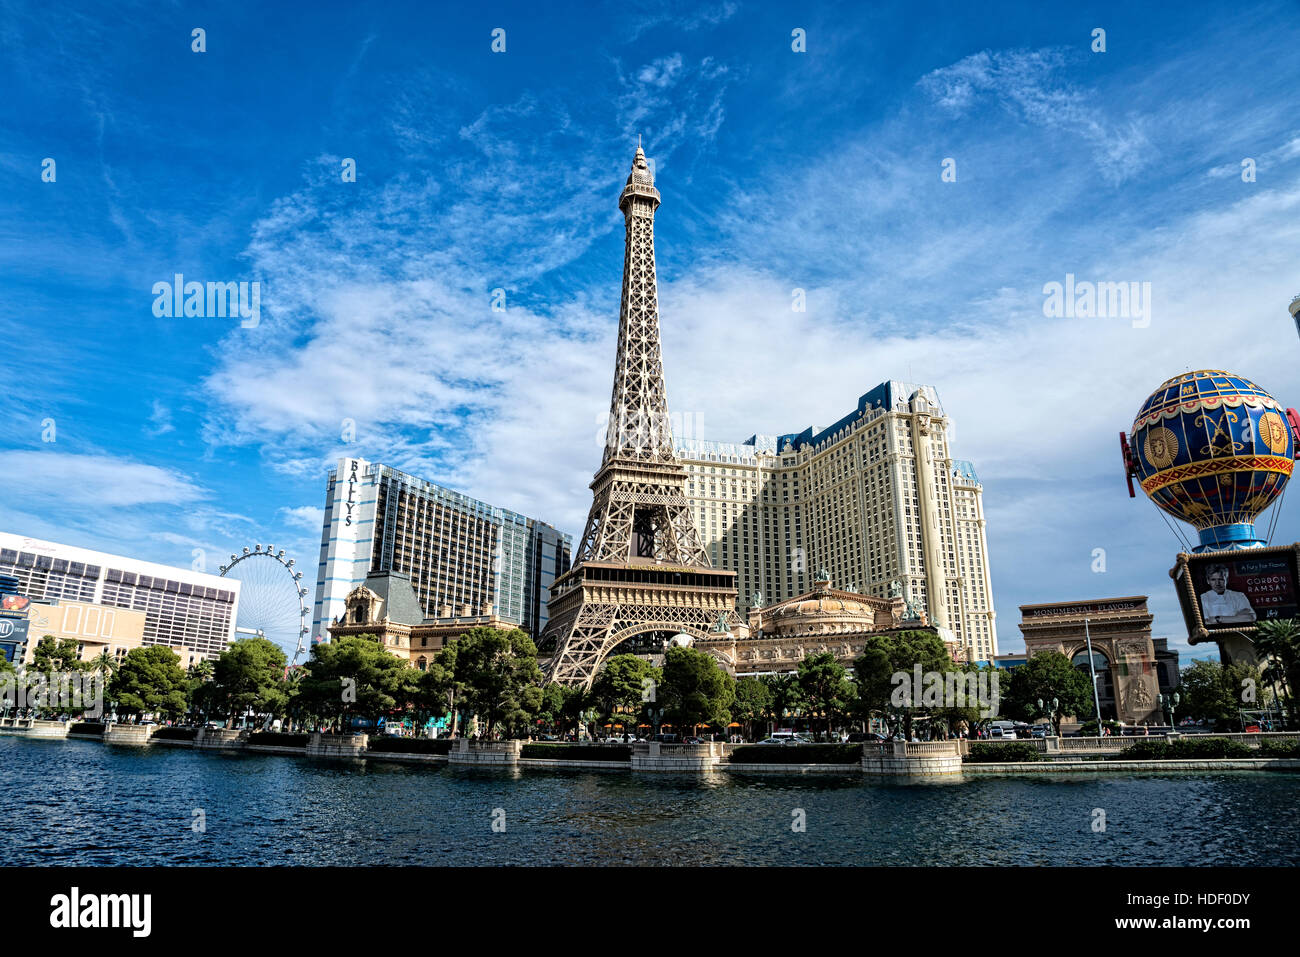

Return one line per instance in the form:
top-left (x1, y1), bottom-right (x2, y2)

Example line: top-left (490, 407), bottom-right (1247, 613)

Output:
top-left (1173, 543), bottom-right (1300, 642)
top-left (0, 614), bottom-right (30, 661)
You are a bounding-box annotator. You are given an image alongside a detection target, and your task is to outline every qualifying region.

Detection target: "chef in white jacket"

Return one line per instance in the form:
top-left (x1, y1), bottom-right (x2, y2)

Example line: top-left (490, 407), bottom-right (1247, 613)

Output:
top-left (1199, 563), bottom-right (1256, 625)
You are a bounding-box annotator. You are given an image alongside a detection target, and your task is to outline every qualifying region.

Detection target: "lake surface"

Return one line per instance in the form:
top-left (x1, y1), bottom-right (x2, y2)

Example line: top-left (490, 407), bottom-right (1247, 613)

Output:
top-left (3, 735), bottom-right (1297, 866)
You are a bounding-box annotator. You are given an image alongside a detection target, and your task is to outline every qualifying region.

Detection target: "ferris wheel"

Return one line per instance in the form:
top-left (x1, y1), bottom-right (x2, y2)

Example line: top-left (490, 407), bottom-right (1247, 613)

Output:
top-left (220, 545), bottom-right (310, 665)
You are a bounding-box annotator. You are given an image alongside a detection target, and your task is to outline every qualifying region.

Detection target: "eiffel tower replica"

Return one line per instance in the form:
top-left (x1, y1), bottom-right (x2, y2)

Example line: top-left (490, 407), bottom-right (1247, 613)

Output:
top-left (543, 144), bottom-right (738, 688)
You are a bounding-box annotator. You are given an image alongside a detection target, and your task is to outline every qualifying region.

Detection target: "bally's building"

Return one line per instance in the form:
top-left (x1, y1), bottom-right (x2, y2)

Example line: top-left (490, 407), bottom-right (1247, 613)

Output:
top-left (676, 381), bottom-right (998, 662)
top-left (311, 458), bottom-right (571, 646)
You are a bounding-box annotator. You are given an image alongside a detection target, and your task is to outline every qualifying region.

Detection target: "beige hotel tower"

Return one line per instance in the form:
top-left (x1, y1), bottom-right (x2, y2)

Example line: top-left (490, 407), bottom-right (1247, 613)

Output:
top-left (676, 382), bottom-right (998, 662)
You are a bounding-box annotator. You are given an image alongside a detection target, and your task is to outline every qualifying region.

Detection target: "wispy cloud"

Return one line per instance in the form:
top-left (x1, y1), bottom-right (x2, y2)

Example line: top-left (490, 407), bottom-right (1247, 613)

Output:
top-left (145, 400), bottom-right (174, 436)
top-left (919, 48), bottom-right (1154, 183)
top-left (279, 505), bottom-right (325, 533)
top-left (0, 450), bottom-right (205, 507)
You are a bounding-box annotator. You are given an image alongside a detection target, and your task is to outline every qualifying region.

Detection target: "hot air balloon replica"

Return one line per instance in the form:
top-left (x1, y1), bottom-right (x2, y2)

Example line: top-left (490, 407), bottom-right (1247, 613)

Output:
top-left (1121, 370), bottom-right (1300, 664)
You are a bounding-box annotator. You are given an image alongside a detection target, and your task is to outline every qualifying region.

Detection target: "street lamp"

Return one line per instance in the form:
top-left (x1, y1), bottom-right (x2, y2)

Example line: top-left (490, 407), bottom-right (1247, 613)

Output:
top-left (647, 705), bottom-right (663, 739)
top-left (1083, 617), bottom-right (1104, 727)
top-left (1036, 697), bottom-right (1060, 733)
top-left (1159, 692), bottom-right (1180, 728)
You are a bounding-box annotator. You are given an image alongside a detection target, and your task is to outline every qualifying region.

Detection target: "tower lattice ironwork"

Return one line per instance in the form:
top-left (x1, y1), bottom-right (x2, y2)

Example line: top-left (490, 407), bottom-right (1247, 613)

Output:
top-left (542, 146), bottom-right (738, 688)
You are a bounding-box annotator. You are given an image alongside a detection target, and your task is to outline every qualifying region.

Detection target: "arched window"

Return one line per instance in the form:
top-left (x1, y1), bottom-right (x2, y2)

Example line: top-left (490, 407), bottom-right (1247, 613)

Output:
top-left (1072, 648), bottom-right (1113, 708)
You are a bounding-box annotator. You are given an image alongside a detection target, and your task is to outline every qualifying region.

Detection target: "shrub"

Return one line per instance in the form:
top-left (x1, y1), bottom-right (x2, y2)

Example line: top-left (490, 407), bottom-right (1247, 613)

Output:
top-left (520, 743), bottom-right (631, 761)
top-left (152, 726), bottom-right (198, 741)
top-left (366, 737), bottom-right (453, 755)
top-left (729, 744), bottom-right (862, 765)
top-left (1256, 739), bottom-right (1300, 757)
top-left (247, 731), bottom-right (308, 748)
top-left (1121, 738), bottom-right (1252, 760)
top-left (965, 742), bottom-right (1042, 763)
top-left (68, 722), bottom-right (105, 735)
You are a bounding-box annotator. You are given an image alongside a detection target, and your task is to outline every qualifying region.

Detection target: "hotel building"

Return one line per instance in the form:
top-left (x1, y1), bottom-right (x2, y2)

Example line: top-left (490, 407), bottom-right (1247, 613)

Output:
top-left (0, 532), bottom-right (241, 663)
top-left (312, 458), bottom-right (571, 644)
top-left (675, 381), bottom-right (998, 661)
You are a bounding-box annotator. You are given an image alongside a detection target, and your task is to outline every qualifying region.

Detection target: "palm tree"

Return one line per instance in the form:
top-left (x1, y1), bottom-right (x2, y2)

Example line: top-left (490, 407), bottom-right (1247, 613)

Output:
top-left (283, 666), bottom-right (306, 731)
top-left (87, 649), bottom-right (119, 720)
top-left (1255, 619), bottom-right (1300, 728)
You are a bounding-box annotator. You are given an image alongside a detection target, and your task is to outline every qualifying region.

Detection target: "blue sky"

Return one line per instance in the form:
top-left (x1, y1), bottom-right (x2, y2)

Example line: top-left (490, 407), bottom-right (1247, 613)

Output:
top-left (2, 0), bottom-right (1299, 664)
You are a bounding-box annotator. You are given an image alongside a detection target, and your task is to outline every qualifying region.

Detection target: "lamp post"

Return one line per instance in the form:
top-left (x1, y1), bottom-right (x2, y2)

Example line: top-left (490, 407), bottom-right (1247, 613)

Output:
top-left (1036, 697), bottom-right (1060, 734)
top-left (1159, 692), bottom-right (1180, 728)
top-left (1084, 618), bottom-right (1104, 727)
top-left (647, 705), bottom-right (663, 740)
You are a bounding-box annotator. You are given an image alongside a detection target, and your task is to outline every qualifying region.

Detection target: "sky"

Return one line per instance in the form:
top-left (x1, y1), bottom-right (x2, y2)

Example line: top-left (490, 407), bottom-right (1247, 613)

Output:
top-left (1, 0), bottom-right (1298, 665)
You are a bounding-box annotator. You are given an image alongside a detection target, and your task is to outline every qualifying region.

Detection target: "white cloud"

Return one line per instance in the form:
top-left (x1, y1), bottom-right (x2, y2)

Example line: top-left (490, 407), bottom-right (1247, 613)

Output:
top-left (279, 505), bottom-right (325, 533)
top-left (0, 450), bottom-right (205, 507)
top-left (918, 48), bottom-right (1153, 183)
top-left (195, 49), bottom-right (1300, 671)
top-left (145, 400), bottom-right (174, 436)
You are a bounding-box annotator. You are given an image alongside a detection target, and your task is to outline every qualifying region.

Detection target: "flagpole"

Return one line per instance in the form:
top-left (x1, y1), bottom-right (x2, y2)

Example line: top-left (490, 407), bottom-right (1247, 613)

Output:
top-left (1084, 617), bottom-right (1104, 731)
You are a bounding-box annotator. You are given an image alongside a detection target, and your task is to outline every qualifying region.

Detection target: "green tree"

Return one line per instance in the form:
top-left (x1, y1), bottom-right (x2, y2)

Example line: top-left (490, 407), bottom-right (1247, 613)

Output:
top-left (109, 646), bottom-right (189, 721)
top-left (1176, 658), bottom-right (1262, 730)
top-left (556, 683), bottom-right (589, 737)
top-left (658, 645), bottom-right (734, 734)
top-left (187, 659), bottom-right (217, 722)
top-left (410, 653), bottom-right (455, 734)
top-left (589, 653), bottom-right (659, 731)
top-left (1000, 651), bottom-right (1093, 734)
top-left (88, 648), bottom-right (119, 680)
top-left (730, 676), bottom-right (772, 741)
top-left (796, 652), bottom-right (852, 736)
top-left (299, 634), bottom-right (416, 731)
top-left (212, 636), bottom-right (289, 727)
top-left (853, 630), bottom-right (959, 739)
top-left (759, 672), bottom-right (803, 732)
top-left (533, 683), bottom-right (568, 735)
top-left (32, 636), bottom-right (84, 673)
top-left (0, 655), bottom-right (15, 719)
top-left (452, 627), bottom-right (543, 738)
top-left (1254, 618), bottom-right (1299, 727)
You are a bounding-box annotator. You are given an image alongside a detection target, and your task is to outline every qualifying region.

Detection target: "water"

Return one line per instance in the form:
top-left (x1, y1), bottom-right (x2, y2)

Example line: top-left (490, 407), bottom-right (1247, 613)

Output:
top-left (3, 735), bottom-right (1297, 866)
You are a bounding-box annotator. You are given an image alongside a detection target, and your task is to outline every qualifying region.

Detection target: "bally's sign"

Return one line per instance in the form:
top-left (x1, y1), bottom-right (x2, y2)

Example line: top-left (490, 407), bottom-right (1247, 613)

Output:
top-left (343, 459), bottom-right (360, 527)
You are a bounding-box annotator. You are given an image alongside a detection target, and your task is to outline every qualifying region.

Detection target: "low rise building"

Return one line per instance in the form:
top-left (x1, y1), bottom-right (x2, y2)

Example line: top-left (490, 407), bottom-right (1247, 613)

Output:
top-left (326, 570), bottom-right (519, 668)
top-left (1018, 596), bottom-right (1179, 725)
top-left (0, 533), bottom-right (241, 662)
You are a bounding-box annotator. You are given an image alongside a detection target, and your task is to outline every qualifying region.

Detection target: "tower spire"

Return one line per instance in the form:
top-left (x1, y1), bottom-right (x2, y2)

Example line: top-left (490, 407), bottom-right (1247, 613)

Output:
top-left (604, 144), bottom-right (671, 465)
top-left (541, 149), bottom-right (736, 688)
